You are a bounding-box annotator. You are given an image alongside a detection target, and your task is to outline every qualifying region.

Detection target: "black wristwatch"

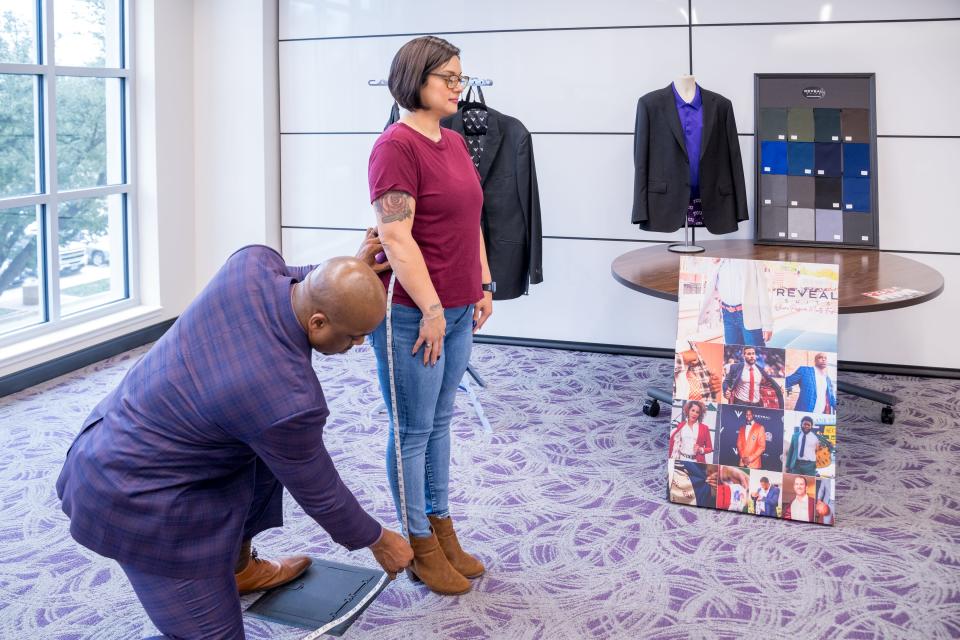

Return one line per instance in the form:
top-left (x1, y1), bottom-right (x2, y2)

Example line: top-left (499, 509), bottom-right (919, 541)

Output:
top-left (481, 281), bottom-right (496, 293)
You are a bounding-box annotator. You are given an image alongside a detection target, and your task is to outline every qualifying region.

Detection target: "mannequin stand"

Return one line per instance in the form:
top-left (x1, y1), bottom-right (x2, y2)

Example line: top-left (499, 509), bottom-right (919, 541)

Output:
top-left (668, 215), bottom-right (704, 254)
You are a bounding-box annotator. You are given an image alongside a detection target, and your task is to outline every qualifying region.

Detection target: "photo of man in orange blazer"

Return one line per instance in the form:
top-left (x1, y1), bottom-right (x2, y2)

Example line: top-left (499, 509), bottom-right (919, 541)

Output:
top-left (736, 409), bottom-right (766, 469)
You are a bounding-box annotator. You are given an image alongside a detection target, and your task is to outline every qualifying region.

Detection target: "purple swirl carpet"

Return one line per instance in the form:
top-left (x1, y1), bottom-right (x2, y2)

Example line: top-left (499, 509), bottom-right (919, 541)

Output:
top-left (0, 343), bottom-right (957, 639)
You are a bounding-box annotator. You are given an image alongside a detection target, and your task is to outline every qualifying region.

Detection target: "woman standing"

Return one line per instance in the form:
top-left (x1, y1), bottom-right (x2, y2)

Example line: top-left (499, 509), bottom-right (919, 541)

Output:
top-left (668, 400), bottom-right (713, 463)
top-left (368, 36), bottom-right (493, 595)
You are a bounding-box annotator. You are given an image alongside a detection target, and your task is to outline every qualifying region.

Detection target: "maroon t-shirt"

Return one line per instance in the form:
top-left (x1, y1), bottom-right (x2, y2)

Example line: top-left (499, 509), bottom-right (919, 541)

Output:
top-left (368, 122), bottom-right (483, 309)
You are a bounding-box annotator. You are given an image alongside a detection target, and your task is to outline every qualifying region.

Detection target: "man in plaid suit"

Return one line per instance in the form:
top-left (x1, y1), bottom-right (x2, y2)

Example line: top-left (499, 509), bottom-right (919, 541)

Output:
top-left (56, 242), bottom-right (412, 638)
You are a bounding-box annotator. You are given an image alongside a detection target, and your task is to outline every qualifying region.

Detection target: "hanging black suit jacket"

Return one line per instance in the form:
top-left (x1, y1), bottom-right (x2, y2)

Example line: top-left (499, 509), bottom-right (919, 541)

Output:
top-left (440, 107), bottom-right (543, 300)
top-left (631, 85), bottom-right (748, 234)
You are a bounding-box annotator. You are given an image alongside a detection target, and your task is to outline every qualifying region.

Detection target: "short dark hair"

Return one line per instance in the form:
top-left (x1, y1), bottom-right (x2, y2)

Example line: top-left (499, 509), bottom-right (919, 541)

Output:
top-left (760, 476), bottom-right (769, 484)
top-left (388, 36), bottom-right (460, 111)
top-left (801, 416), bottom-right (814, 426)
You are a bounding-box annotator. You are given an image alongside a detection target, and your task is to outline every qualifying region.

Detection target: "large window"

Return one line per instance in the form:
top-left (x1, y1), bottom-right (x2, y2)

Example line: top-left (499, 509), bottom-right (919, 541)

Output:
top-left (0, 0), bottom-right (134, 343)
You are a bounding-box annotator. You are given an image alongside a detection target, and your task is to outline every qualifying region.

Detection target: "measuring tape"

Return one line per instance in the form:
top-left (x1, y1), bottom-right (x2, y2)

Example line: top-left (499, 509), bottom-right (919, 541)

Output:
top-left (299, 273), bottom-right (406, 640)
top-left (384, 272), bottom-right (410, 538)
top-left (299, 572), bottom-right (388, 639)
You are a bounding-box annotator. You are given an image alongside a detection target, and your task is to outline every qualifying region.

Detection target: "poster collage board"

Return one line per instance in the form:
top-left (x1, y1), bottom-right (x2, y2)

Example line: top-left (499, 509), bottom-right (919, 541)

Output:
top-left (669, 256), bottom-right (839, 525)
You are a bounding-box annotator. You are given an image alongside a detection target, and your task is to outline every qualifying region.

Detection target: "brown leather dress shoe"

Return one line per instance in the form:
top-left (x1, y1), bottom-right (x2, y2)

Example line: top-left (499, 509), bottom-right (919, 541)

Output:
top-left (235, 546), bottom-right (312, 595)
top-left (429, 515), bottom-right (485, 578)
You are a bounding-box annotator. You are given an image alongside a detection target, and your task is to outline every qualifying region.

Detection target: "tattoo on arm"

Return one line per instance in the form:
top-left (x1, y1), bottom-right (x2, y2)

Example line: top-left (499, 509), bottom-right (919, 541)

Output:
top-left (374, 192), bottom-right (413, 224)
top-left (420, 303), bottom-right (443, 327)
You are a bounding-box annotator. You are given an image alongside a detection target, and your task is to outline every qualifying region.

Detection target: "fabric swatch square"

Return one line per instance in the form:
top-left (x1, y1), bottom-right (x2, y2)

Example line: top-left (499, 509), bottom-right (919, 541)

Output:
top-left (815, 177), bottom-right (843, 210)
top-left (787, 208), bottom-right (815, 241)
top-left (787, 108), bottom-right (815, 142)
top-left (787, 142), bottom-right (815, 176)
top-left (842, 143), bottom-right (870, 177)
top-left (760, 141), bottom-right (788, 174)
top-left (842, 177), bottom-right (871, 212)
top-left (843, 212), bottom-right (873, 245)
top-left (815, 209), bottom-right (843, 243)
top-left (841, 109), bottom-right (870, 143)
top-left (787, 176), bottom-right (815, 209)
top-left (814, 143), bottom-right (842, 177)
top-left (760, 205), bottom-right (789, 240)
top-left (759, 108), bottom-right (788, 141)
top-left (814, 108), bottom-right (842, 142)
top-left (760, 174), bottom-right (788, 206)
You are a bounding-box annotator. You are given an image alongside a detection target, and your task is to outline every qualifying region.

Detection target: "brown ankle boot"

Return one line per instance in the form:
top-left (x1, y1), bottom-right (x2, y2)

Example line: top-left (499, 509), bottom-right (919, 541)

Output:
top-left (428, 515), bottom-right (485, 578)
top-left (234, 541), bottom-right (312, 595)
top-left (408, 530), bottom-right (471, 595)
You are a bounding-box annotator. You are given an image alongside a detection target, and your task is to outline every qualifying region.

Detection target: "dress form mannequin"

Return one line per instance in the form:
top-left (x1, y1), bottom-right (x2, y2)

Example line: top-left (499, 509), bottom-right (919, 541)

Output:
top-left (669, 74), bottom-right (705, 253)
top-left (674, 74), bottom-right (697, 103)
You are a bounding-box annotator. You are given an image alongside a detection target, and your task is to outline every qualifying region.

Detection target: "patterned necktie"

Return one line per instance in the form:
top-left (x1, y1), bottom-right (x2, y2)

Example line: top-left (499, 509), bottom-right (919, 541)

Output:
top-left (748, 366), bottom-right (755, 403)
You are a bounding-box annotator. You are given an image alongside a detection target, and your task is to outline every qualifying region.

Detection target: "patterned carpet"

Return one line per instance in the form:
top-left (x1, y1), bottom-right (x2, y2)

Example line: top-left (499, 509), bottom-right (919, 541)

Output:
top-left (0, 343), bottom-right (958, 639)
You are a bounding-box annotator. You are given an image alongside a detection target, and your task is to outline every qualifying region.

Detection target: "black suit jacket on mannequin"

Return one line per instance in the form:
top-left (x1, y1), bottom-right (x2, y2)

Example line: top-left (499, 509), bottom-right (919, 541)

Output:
top-left (441, 107), bottom-right (543, 300)
top-left (631, 85), bottom-right (748, 234)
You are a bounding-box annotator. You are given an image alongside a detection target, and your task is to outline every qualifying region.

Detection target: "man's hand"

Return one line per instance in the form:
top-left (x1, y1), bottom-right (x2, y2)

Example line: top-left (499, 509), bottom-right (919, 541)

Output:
top-left (368, 528), bottom-right (413, 579)
top-left (708, 373), bottom-right (722, 397)
top-left (720, 466), bottom-right (749, 488)
top-left (763, 330), bottom-right (773, 342)
top-left (473, 291), bottom-right (493, 333)
top-left (356, 227), bottom-right (392, 274)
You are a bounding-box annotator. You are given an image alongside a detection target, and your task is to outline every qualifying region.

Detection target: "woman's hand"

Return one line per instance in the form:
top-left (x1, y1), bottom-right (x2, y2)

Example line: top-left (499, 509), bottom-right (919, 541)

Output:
top-left (473, 291), bottom-right (493, 333)
top-left (413, 307), bottom-right (445, 366)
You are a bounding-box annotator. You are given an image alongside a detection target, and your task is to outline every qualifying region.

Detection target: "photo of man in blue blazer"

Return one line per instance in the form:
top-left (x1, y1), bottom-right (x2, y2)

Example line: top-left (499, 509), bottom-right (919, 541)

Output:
top-left (785, 352), bottom-right (836, 413)
top-left (752, 476), bottom-right (780, 518)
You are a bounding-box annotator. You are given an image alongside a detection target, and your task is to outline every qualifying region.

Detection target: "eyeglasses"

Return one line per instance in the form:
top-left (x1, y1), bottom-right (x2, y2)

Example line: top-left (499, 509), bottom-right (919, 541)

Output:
top-left (428, 73), bottom-right (471, 89)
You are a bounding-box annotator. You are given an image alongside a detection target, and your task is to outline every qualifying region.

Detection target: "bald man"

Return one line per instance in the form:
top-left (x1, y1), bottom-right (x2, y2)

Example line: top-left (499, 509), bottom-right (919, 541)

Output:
top-left (56, 241), bottom-right (412, 639)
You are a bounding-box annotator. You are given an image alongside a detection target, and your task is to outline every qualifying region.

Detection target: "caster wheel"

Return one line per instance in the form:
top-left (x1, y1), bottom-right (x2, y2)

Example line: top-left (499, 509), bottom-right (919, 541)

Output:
top-left (881, 406), bottom-right (894, 425)
top-left (642, 399), bottom-right (661, 417)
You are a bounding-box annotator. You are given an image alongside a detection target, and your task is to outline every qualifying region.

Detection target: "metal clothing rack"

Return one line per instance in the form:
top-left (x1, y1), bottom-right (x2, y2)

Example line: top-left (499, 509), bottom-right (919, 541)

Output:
top-left (367, 78), bottom-right (494, 87)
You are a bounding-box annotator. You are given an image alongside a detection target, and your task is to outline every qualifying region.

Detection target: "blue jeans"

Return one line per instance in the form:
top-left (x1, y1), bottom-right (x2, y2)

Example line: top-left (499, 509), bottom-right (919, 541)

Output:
top-left (370, 303), bottom-right (474, 537)
top-left (721, 308), bottom-right (765, 346)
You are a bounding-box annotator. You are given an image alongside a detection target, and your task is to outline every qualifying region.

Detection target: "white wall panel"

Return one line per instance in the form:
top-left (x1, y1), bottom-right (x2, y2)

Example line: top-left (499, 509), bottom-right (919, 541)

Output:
top-left (281, 27), bottom-right (689, 134)
top-left (281, 227), bottom-right (367, 266)
top-left (278, 1), bottom-right (960, 370)
top-left (839, 252), bottom-right (958, 370)
top-left (536, 133), bottom-right (754, 241)
top-left (692, 21), bottom-right (960, 137)
top-left (691, 0), bottom-right (960, 24)
top-left (281, 134), bottom-right (377, 228)
top-left (877, 138), bottom-right (960, 253)
top-left (281, 0), bottom-right (687, 40)
top-left (281, 131), bottom-right (757, 242)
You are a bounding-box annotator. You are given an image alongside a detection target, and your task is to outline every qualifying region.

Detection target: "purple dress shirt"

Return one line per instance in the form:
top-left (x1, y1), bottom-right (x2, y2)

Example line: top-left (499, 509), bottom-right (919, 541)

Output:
top-left (672, 82), bottom-right (703, 198)
top-left (56, 245), bottom-right (382, 578)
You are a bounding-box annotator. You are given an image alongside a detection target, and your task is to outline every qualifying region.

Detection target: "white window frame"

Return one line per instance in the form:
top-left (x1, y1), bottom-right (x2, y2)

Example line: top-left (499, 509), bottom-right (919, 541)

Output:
top-left (0, 0), bottom-right (138, 349)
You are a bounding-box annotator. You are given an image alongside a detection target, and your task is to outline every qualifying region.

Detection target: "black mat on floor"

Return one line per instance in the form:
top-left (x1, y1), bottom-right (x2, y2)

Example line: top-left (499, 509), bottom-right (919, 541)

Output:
top-left (246, 560), bottom-right (388, 637)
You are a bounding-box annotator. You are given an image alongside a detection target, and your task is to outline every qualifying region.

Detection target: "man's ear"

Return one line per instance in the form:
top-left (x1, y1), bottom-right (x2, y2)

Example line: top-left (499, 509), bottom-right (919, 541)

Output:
top-left (308, 312), bottom-right (329, 332)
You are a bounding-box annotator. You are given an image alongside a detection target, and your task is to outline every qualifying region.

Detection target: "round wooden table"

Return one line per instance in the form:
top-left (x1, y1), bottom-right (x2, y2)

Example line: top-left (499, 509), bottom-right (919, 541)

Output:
top-left (611, 239), bottom-right (944, 314)
top-left (611, 239), bottom-right (945, 423)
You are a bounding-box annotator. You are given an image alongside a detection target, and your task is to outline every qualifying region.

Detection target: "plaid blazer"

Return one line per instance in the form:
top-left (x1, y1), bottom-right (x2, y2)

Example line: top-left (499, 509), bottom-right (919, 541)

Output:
top-left (56, 246), bottom-right (381, 578)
